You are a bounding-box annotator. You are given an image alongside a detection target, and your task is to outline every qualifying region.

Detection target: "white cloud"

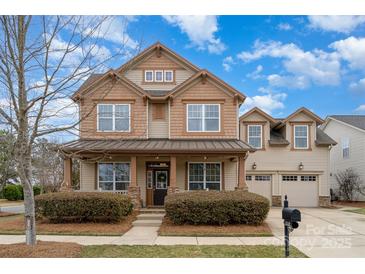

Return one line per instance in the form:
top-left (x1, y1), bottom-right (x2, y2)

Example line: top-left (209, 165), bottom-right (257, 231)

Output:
top-left (308, 16), bottom-right (365, 33)
top-left (163, 16), bottom-right (226, 54)
top-left (349, 78), bottom-right (365, 92)
top-left (222, 56), bottom-right (235, 72)
top-left (330, 37), bottom-right (365, 71)
top-left (241, 91), bottom-right (287, 115)
top-left (246, 65), bottom-right (264, 80)
top-left (355, 105), bottom-right (365, 113)
top-left (267, 74), bottom-right (310, 90)
top-left (237, 40), bottom-right (341, 87)
top-left (277, 23), bottom-right (292, 31)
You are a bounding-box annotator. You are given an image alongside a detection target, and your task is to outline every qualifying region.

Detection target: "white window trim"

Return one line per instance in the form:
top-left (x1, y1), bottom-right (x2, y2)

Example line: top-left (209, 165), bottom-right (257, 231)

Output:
top-left (145, 70), bottom-right (154, 82)
top-left (155, 70), bottom-right (164, 82)
top-left (186, 104), bottom-right (221, 132)
top-left (294, 124), bottom-right (309, 149)
top-left (164, 70), bottom-right (174, 82)
top-left (188, 162), bottom-right (222, 191)
top-left (97, 162), bottom-right (131, 192)
top-left (342, 137), bottom-right (350, 159)
top-left (97, 104), bottom-right (131, 132)
top-left (248, 124), bottom-right (263, 149)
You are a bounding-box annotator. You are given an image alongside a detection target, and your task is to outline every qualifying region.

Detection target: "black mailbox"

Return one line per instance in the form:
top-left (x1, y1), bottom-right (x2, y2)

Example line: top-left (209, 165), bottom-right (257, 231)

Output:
top-left (282, 208), bottom-right (301, 223)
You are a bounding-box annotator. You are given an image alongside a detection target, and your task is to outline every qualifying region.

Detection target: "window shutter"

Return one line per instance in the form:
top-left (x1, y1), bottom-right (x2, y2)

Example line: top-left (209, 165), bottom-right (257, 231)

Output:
top-left (94, 162), bottom-right (98, 190)
top-left (185, 161), bottom-right (188, 190)
top-left (221, 162), bottom-right (225, 190)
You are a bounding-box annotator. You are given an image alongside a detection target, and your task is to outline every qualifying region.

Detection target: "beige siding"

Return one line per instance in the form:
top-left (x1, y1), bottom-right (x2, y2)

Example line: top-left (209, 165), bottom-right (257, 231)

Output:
top-left (124, 69), bottom-right (194, 91)
top-left (80, 161), bottom-right (96, 191)
top-left (241, 111), bottom-right (331, 200)
top-left (148, 102), bottom-right (169, 138)
top-left (323, 120), bottom-right (365, 201)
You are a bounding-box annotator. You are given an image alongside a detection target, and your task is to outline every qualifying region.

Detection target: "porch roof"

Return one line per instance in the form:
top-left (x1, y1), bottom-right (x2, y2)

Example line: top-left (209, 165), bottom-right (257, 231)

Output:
top-left (60, 138), bottom-right (254, 155)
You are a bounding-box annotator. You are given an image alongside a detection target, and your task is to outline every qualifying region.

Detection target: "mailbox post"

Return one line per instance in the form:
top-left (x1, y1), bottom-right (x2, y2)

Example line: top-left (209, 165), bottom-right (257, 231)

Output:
top-left (282, 195), bottom-right (301, 257)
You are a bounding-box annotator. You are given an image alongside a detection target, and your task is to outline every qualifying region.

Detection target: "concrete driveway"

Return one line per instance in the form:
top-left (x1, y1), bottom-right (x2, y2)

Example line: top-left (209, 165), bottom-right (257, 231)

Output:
top-left (0, 205), bottom-right (24, 214)
top-left (266, 207), bottom-right (365, 258)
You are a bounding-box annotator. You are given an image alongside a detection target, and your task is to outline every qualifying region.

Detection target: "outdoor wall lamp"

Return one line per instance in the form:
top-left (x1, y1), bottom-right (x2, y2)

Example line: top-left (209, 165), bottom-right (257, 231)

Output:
top-left (252, 162), bottom-right (257, 170)
top-left (203, 156), bottom-right (208, 160)
top-left (298, 162), bottom-right (304, 170)
top-left (155, 156), bottom-right (159, 160)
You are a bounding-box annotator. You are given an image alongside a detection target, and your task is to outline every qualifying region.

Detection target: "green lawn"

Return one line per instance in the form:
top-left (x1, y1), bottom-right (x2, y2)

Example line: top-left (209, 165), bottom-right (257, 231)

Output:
top-left (346, 208), bottom-right (365, 215)
top-left (81, 245), bottom-right (307, 258)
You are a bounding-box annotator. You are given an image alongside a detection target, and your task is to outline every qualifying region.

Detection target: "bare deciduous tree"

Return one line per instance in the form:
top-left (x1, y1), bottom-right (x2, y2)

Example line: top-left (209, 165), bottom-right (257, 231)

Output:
top-left (0, 15), bottom-right (138, 245)
top-left (335, 168), bottom-right (365, 201)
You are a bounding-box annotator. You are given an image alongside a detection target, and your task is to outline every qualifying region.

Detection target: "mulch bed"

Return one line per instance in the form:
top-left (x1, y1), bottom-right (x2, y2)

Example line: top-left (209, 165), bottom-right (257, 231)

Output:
top-left (158, 217), bottom-right (273, 237)
top-left (0, 241), bottom-right (82, 258)
top-left (0, 212), bottom-right (19, 217)
top-left (0, 211), bottom-right (138, 236)
top-left (333, 201), bottom-right (365, 208)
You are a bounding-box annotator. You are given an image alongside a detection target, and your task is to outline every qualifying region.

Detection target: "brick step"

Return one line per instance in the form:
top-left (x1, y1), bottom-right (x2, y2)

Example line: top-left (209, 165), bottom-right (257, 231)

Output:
top-left (137, 214), bottom-right (165, 221)
top-left (132, 219), bottom-right (162, 227)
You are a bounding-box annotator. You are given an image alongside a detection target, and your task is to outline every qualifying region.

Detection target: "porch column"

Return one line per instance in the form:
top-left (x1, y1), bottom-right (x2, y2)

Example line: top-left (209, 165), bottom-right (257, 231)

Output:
top-left (128, 156), bottom-right (141, 209)
top-left (236, 154), bottom-right (248, 191)
top-left (168, 156), bottom-right (179, 194)
top-left (61, 158), bottom-right (72, 191)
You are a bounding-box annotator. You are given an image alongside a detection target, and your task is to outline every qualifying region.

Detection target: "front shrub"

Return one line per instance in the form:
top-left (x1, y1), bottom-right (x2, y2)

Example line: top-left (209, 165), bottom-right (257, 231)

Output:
top-left (16, 184), bottom-right (24, 200)
top-left (32, 185), bottom-right (42, 196)
top-left (3, 185), bottom-right (22, 201)
top-left (35, 192), bottom-right (133, 223)
top-left (165, 191), bottom-right (270, 225)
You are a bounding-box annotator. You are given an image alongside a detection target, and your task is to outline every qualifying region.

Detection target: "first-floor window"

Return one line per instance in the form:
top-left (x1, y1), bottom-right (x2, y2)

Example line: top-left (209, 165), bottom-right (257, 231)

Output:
top-left (342, 137), bottom-right (350, 159)
top-left (188, 163), bottom-right (221, 190)
top-left (98, 163), bottom-right (130, 191)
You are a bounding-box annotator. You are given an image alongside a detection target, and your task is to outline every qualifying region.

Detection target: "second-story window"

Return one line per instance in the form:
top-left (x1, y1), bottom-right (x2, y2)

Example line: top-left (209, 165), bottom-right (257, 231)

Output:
top-left (155, 70), bottom-right (163, 82)
top-left (248, 125), bottom-right (262, 149)
top-left (145, 70), bottom-right (153, 82)
top-left (97, 104), bottom-right (130, 132)
top-left (342, 137), bottom-right (350, 159)
top-left (165, 70), bottom-right (173, 82)
top-left (187, 104), bottom-right (220, 132)
top-left (294, 125), bottom-right (308, 149)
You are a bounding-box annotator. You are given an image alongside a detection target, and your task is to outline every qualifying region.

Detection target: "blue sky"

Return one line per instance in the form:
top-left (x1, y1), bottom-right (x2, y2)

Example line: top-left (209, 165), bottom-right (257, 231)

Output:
top-left (118, 15), bottom-right (365, 118)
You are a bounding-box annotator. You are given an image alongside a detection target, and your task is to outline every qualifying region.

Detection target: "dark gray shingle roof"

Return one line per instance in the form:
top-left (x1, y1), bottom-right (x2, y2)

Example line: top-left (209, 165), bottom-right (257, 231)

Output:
top-left (269, 130), bottom-right (289, 146)
top-left (329, 115), bottom-right (365, 131)
top-left (316, 128), bottom-right (337, 146)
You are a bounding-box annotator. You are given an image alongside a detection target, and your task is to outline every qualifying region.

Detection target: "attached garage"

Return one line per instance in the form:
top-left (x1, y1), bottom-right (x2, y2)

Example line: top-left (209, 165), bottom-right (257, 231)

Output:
top-left (247, 175), bottom-right (272, 204)
top-left (281, 175), bottom-right (319, 207)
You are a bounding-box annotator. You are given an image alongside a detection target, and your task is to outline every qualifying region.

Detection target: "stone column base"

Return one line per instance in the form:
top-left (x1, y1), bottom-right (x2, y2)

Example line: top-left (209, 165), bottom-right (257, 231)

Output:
top-left (128, 186), bottom-right (141, 210)
top-left (272, 195), bottom-right (282, 207)
top-left (167, 186), bottom-right (179, 195)
top-left (235, 186), bottom-right (248, 191)
top-left (319, 196), bottom-right (331, 207)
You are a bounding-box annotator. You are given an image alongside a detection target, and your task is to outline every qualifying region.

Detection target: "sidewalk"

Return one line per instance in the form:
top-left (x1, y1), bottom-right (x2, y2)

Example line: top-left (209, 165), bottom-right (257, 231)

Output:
top-left (0, 233), bottom-right (282, 246)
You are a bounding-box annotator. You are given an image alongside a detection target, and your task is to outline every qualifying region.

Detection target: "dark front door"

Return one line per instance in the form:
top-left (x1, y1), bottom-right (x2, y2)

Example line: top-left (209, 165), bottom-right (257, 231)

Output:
top-left (153, 170), bottom-right (168, 206)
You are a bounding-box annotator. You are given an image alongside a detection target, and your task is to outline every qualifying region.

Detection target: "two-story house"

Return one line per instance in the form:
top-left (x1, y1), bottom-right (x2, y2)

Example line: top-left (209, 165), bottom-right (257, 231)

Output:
top-left (60, 42), bottom-right (254, 208)
top-left (240, 107), bottom-right (336, 207)
top-left (321, 115), bottom-right (365, 201)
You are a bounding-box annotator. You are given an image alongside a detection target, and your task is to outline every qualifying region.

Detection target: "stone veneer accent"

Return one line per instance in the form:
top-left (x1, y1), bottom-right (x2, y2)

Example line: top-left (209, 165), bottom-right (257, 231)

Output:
top-left (128, 186), bottom-right (141, 209)
top-left (167, 186), bottom-right (179, 195)
top-left (272, 195), bottom-right (282, 207)
top-left (319, 196), bottom-right (331, 207)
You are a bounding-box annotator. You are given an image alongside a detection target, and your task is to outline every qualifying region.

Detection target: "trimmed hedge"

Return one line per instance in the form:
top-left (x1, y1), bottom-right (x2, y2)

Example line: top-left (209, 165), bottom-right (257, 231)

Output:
top-left (3, 185), bottom-right (22, 201)
top-left (35, 192), bottom-right (133, 223)
top-left (165, 191), bottom-right (270, 225)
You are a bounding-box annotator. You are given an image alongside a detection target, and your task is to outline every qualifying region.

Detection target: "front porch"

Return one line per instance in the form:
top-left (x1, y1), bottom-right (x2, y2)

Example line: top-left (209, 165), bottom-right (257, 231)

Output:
top-left (60, 139), bottom-right (253, 208)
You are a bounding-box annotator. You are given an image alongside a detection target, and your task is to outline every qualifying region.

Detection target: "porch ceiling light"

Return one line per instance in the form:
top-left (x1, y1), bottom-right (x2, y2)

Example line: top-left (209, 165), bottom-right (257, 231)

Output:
top-left (299, 162), bottom-right (304, 170)
top-left (155, 156), bottom-right (159, 160)
top-left (252, 162), bottom-right (257, 170)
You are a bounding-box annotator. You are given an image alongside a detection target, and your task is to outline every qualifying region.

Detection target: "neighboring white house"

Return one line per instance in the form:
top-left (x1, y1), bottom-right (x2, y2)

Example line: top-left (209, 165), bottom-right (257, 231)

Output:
top-left (322, 115), bottom-right (365, 201)
top-left (240, 107), bottom-right (337, 207)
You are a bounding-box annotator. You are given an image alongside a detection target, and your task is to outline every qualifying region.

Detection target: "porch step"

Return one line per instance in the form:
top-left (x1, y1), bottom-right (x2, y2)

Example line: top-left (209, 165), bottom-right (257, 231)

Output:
top-left (137, 214), bottom-right (164, 221)
top-left (132, 219), bottom-right (163, 227)
top-left (139, 208), bottom-right (166, 214)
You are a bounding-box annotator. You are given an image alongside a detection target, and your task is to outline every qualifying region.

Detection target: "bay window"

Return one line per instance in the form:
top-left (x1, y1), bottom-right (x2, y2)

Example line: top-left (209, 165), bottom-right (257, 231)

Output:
top-left (294, 125), bottom-right (308, 149)
top-left (97, 104), bottom-right (130, 132)
top-left (187, 104), bottom-right (220, 132)
top-left (98, 163), bottom-right (130, 192)
top-left (188, 163), bottom-right (221, 190)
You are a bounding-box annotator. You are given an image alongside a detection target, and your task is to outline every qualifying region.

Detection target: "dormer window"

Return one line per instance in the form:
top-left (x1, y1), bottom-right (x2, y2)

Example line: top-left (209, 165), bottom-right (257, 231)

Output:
top-left (155, 70), bottom-right (163, 82)
top-left (248, 125), bottom-right (262, 149)
top-left (294, 125), bottom-right (308, 149)
top-left (145, 70), bottom-right (153, 82)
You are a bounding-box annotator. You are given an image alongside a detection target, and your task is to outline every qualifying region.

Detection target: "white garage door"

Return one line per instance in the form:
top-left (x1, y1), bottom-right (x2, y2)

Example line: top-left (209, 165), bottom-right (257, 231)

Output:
top-left (247, 175), bottom-right (272, 204)
top-left (281, 175), bottom-right (318, 207)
